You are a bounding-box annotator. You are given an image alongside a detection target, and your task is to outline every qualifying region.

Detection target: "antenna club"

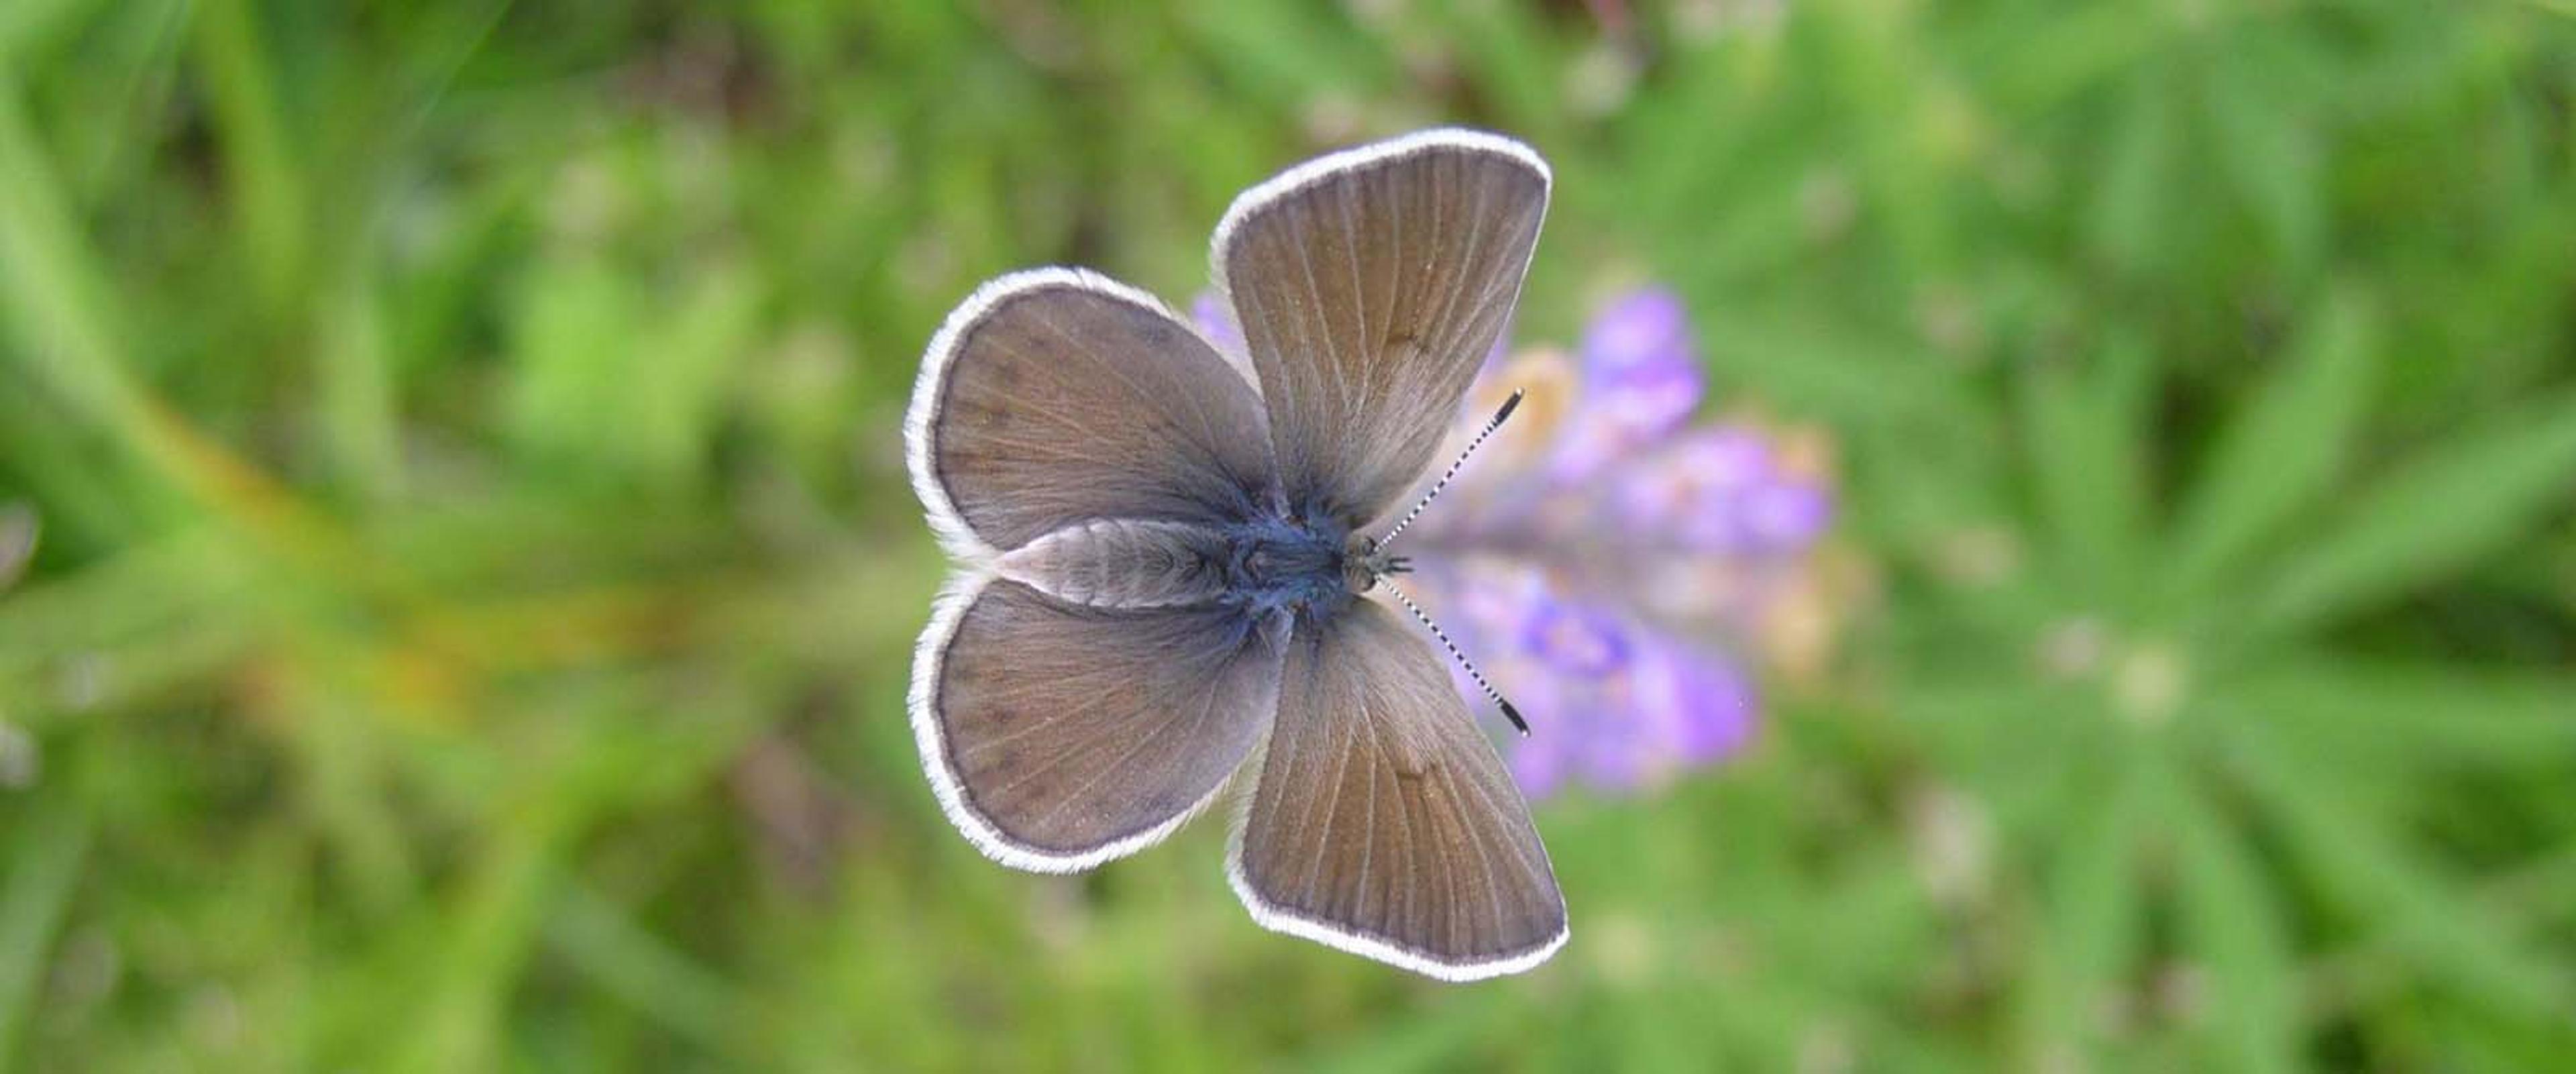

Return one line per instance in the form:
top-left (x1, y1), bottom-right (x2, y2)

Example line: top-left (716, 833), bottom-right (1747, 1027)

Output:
top-left (1493, 388), bottom-right (1524, 425)
top-left (1498, 700), bottom-right (1529, 737)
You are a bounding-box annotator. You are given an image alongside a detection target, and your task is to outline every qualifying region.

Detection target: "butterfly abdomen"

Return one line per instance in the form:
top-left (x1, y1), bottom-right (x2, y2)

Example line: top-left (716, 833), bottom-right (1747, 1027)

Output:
top-left (994, 511), bottom-right (1373, 620)
top-left (996, 519), bottom-right (1232, 608)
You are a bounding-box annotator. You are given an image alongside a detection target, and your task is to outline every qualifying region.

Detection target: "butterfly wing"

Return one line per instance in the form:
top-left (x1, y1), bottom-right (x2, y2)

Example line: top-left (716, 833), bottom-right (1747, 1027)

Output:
top-left (1229, 597), bottom-right (1568, 979)
top-left (1212, 129), bottom-right (1549, 527)
top-left (913, 574), bottom-right (1290, 871)
top-left (907, 268), bottom-right (1277, 559)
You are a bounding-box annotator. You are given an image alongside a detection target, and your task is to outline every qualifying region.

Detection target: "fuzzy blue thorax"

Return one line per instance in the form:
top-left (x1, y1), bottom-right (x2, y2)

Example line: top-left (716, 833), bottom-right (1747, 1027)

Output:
top-left (1218, 505), bottom-right (1385, 623)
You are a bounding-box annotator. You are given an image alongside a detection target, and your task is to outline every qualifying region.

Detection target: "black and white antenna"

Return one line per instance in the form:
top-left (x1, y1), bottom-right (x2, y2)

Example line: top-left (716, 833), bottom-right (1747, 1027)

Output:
top-left (1373, 389), bottom-right (1523, 551)
top-left (1365, 388), bottom-right (1530, 734)
top-left (1382, 580), bottom-right (1528, 737)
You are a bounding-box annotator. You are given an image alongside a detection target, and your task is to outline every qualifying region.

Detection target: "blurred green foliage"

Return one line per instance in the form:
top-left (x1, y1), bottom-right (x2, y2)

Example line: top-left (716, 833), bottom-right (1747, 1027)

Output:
top-left (3, 0), bottom-right (2574, 1070)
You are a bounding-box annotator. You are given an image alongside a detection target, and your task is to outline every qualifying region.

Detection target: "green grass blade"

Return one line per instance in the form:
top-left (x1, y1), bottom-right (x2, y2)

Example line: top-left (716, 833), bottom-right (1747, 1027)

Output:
top-left (392, 805), bottom-right (577, 1074)
top-left (0, 85), bottom-right (148, 433)
top-left (0, 800), bottom-right (90, 1066)
top-left (1424, 0), bottom-right (1564, 141)
top-left (546, 882), bottom-right (753, 1061)
top-left (316, 273), bottom-right (405, 502)
top-left (2090, 70), bottom-right (2176, 276)
top-left (192, 0), bottom-right (311, 308)
top-left (0, 0), bottom-right (102, 66)
top-left (0, 79), bottom-right (264, 533)
top-left (1173, 0), bottom-right (1391, 111)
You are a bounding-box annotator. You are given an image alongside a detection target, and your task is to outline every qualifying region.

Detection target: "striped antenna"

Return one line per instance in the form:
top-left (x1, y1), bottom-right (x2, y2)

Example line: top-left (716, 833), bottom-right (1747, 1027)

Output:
top-left (1382, 581), bottom-right (1528, 736)
top-left (1374, 389), bottom-right (1523, 551)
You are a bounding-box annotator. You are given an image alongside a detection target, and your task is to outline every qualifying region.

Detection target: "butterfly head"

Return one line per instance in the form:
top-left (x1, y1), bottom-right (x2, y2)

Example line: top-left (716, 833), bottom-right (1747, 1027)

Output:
top-left (1349, 537), bottom-right (1411, 593)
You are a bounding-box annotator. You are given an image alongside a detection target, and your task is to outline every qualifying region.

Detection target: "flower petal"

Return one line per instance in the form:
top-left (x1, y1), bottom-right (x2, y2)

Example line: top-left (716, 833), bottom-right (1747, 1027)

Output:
top-left (1547, 289), bottom-right (1705, 480)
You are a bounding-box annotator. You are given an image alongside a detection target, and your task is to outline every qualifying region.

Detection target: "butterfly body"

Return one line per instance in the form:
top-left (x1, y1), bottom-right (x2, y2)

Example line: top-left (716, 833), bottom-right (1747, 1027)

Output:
top-left (907, 129), bottom-right (1567, 981)
top-left (1217, 509), bottom-right (1366, 622)
top-left (991, 507), bottom-right (1377, 619)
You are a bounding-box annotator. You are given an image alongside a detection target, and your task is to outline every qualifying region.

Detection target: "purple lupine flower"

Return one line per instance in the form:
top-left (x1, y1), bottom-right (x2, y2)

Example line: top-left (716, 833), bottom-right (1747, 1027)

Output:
top-left (1633, 639), bottom-right (1758, 765)
top-left (1614, 427), bottom-right (1772, 548)
top-left (1491, 593), bottom-right (1759, 798)
top-left (1190, 291), bottom-right (1246, 358)
top-left (1742, 477), bottom-right (1834, 553)
top-left (1194, 286), bottom-right (1838, 798)
top-left (1548, 288), bottom-right (1704, 482)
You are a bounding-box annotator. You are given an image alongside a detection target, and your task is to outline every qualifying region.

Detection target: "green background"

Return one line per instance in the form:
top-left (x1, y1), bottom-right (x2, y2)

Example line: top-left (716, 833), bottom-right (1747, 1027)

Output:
top-left (3, 1), bottom-right (2574, 1069)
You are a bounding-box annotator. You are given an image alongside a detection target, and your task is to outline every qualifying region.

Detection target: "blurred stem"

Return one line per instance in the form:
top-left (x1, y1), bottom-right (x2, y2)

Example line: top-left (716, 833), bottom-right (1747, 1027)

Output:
top-left (287, 640), bottom-right (425, 914)
top-left (0, 84), bottom-right (272, 519)
top-left (2304, 841), bottom-right (2576, 1022)
top-left (0, 0), bottom-right (104, 68)
top-left (69, 0), bottom-right (190, 198)
top-left (545, 883), bottom-right (755, 1061)
top-left (317, 270), bottom-right (405, 502)
top-left (394, 806), bottom-right (573, 1074)
top-left (0, 85), bottom-right (159, 446)
top-left (193, 0), bottom-right (311, 311)
top-left (305, 0), bottom-right (521, 505)
top-left (0, 78), bottom-right (425, 624)
top-left (0, 799), bottom-right (91, 1067)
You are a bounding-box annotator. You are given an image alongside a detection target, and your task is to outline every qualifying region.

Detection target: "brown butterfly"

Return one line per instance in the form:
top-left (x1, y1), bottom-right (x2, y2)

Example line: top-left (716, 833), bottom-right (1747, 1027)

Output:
top-left (905, 129), bottom-right (1565, 979)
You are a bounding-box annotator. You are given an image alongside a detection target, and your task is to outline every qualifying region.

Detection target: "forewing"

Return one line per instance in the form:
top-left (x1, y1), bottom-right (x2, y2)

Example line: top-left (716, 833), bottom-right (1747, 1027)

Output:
top-left (908, 268), bottom-right (1277, 557)
top-left (912, 574), bottom-right (1289, 871)
top-left (1213, 129), bottom-right (1549, 526)
top-left (1230, 598), bottom-right (1568, 979)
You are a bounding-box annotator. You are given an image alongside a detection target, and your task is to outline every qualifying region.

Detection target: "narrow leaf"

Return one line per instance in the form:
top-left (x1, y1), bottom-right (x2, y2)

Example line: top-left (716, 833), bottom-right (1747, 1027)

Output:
top-left (2021, 758), bottom-right (2148, 1069)
top-left (2169, 291), bottom-right (2380, 598)
top-left (2165, 763), bottom-right (2302, 1074)
top-left (2204, 54), bottom-right (2324, 269)
top-left (2224, 659), bottom-right (2576, 770)
top-left (2251, 390), bottom-right (2576, 641)
top-left (2090, 72), bottom-right (2175, 276)
top-left (2018, 337), bottom-right (2154, 608)
top-left (2228, 726), bottom-right (2573, 1021)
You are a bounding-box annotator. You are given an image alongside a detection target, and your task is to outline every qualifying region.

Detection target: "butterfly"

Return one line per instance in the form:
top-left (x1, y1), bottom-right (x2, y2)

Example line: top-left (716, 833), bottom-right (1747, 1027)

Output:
top-left (904, 129), bottom-right (1566, 980)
